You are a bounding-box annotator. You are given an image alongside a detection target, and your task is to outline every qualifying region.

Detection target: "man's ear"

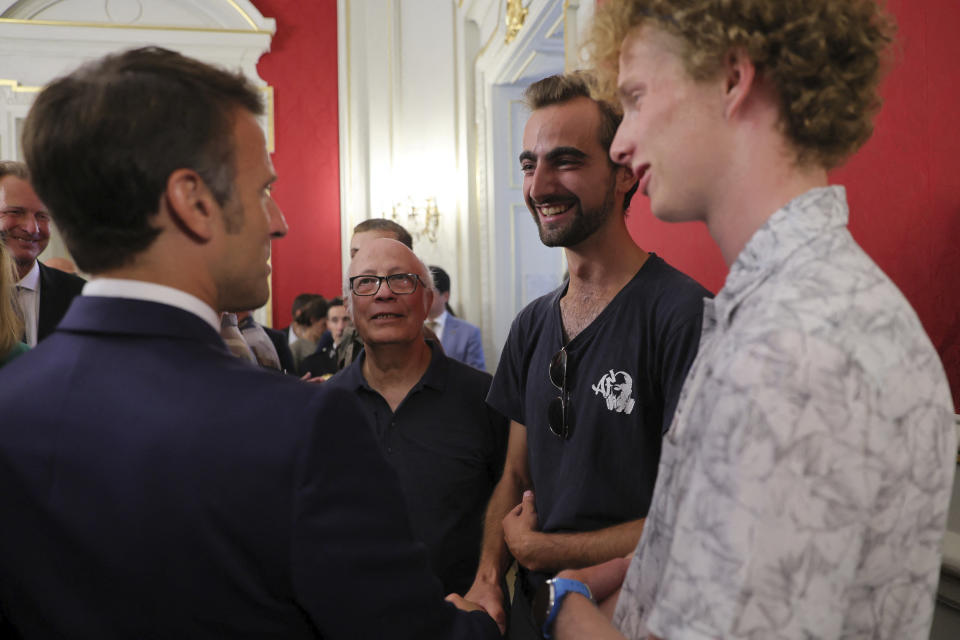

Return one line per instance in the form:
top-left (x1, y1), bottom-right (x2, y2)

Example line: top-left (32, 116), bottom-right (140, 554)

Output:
top-left (423, 287), bottom-right (435, 315)
top-left (614, 164), bottom-right (637, 198)
top-left (722, 46), bottom-right (758, 120)
top-left (162, 168), bottom-right (220, 242)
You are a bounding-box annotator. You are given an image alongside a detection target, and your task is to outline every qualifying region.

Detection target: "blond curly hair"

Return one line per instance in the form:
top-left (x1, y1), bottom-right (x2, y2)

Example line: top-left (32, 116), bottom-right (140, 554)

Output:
top-left (588, 0), bottom-right (896, 169)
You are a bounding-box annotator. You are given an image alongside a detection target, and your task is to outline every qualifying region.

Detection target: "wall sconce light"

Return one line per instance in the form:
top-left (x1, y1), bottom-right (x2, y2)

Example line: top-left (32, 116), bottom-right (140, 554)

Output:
top-left (385, 196), bottom-right (441, 244)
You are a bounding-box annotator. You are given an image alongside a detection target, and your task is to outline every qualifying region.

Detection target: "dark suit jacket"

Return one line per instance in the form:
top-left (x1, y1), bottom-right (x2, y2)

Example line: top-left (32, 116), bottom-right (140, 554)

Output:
top-left (0, 296), bottom-right (497, 639)
top-left (36, 262), bottom-right (86, 342)
top-left (442, 315), bottom-right (486, 371)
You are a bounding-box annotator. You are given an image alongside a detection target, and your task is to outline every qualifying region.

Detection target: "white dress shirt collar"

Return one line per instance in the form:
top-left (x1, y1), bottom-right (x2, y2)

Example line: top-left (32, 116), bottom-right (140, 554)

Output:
top-left (17, 260), bottom-right (40, 291)
top-left (82, 278), bottom-right (220, 333)
top-left (15, 261), bottom-right (40, 346)
top-left (429, 309), bottom-right (448, 338)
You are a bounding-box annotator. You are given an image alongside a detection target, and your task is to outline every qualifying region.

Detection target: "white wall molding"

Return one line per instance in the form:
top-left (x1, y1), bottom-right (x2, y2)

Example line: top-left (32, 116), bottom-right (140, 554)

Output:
top-left (0, 0), bottom-right (275, 321)
top-left (339, 0), bottom-right (596, 368)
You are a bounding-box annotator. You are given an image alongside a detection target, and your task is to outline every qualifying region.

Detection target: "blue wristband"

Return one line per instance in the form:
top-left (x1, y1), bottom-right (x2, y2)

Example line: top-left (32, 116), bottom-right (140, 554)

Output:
top-left (542, 577), bottom-right (593, 639)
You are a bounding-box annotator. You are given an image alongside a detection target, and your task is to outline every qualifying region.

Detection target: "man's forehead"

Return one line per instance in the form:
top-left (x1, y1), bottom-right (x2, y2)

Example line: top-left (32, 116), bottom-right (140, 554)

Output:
top-left (522, 98), bottom-right (602, 155)
top-left (350, 229), bottom-right (398, 251)
top-left (0, 176), bottom-right (44, 208)
top-left (349, 238), bottom-right (419, 274)
top-left (618, 24), bottom-right (685, 81)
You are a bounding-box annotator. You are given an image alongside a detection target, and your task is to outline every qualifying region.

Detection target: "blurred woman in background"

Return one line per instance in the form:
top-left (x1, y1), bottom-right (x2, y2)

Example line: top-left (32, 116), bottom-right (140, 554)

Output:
top-left (0, 241), bottom-right (27, 367)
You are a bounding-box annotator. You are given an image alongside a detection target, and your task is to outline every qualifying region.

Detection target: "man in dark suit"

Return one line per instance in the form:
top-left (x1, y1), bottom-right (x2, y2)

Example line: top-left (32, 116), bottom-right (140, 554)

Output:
top-left (0, 47), bottom-right (497, 639)
top-left (0, 161), bottom-right (85, 345)
top-left (427, 265), bottom-right (485, 370)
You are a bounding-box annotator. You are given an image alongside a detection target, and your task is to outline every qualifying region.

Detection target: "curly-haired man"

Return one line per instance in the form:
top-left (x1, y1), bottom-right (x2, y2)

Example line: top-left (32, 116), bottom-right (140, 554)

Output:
top-left (534, 2), bottom-right (957, 640)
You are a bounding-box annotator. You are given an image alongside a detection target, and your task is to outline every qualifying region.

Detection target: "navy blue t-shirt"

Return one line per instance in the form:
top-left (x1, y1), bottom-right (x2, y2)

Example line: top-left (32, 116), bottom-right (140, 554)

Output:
top-left (487, 254), bottom-right (710, 537)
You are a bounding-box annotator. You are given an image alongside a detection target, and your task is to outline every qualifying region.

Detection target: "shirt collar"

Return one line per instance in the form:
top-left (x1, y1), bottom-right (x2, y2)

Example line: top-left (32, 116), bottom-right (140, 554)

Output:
top-left (342, 339), bottom-right (448, 394)
top-left (430, 309), bottom-right (448, 334)
top-left (715, 186), bottom-right (849, 327)
top-left (17, 260), bottom-right (40, 291)
top-left (82, 278), bottom-right (221, 333)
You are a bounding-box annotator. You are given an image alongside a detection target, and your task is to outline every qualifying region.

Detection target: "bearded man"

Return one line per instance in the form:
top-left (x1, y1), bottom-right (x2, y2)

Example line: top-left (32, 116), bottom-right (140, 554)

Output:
top-left (463, 72), bottom-right (711, 638)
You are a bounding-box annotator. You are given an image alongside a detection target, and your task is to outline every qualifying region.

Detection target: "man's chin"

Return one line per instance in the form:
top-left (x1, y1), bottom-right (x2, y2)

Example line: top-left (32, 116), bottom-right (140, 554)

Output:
top-left (222, 288), bottom-right (269, 315)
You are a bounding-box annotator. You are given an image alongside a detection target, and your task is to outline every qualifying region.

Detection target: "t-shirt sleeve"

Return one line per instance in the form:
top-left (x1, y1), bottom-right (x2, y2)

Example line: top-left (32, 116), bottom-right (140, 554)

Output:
top-left (657, 303), bottom-right (705, 435)
top-left (485, 314), bottom-right (528, 425)
top-left (485, 403), bottom-right (510, 485)
top-left (644, 333), bottom-right (876, 640)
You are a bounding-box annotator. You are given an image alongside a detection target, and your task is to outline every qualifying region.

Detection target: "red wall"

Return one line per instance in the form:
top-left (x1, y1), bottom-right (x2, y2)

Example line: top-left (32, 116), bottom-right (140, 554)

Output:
top-left (252, 0), bottom-right (343, 328)
top-left (625, 0), bottom-right (960, 408)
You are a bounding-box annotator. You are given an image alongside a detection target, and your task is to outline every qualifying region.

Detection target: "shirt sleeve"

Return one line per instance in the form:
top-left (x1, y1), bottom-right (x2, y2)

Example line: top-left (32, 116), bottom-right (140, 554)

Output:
top-left (485, 314), bottom-right (527, 425)
top-left (657, 309), bottom-right (704, 434)
top-left (484, 404), bottom-right (510, 485)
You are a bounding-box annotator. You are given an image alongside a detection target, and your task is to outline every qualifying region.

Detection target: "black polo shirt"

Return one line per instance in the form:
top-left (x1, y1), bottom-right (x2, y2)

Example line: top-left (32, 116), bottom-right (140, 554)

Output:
top-left (324, 341), bottom-right (508, 595)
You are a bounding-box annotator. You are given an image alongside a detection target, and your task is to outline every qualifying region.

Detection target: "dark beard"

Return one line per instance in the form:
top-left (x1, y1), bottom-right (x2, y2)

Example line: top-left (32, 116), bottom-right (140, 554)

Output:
top-left (532, 178), bottom-right (617, 248)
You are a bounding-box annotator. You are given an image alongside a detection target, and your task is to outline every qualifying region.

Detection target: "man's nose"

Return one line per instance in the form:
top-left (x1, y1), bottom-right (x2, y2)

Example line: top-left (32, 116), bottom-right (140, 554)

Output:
top-left (610, 126), bottom-right (633, 167)
top-left (527, 164), bottom-right (556, 201)
top-left (19, 212), bottom-right (41, 235)
top-left (268, 197), bottom-right (288, 239)
top-left (374, 280), bottom-right (396, 299)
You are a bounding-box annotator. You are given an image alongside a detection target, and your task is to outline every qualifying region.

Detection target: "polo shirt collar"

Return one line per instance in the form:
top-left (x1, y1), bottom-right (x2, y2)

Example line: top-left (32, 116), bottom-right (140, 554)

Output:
top-left (715, 185), bottom-right (848, 328)
top-left (343, 339), bottom-right (449, 394)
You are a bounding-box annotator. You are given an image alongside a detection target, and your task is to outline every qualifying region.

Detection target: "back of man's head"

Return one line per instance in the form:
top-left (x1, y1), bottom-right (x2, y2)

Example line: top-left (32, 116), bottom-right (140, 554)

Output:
top-left (524, 72), bottom-right (638, 210)
top-left (428, 265), bottom-right (450, 295)
top-left (291, 293), bottom-right (322, 319)
top-left (21, 47), bottom-right (264, 273)
top-left (294, 297), bottom-right (329, 328)
top-left (352, 218), bottom-right (413, 250)
top-left (588, 0), bottom-right (895, 169)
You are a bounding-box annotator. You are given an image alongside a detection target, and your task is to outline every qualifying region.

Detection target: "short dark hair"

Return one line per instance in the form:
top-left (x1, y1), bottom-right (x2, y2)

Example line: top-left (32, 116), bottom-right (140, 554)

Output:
top-left (353, 218), bottom-right (413, 249)
top-left (294, 297), bottom-right (329, 327)
top-left (429, 265), bottom-right (450, 294)
top-left (21, 47), bottom-right (263, 273)
top-left (524, 72), bottom-right (638, 212)
top-left (0, 161), bottom-right (29, 182)
top-left (327, 297), bottom-right (344, 308)
top-left (291, 293), bottom-right (322, 318)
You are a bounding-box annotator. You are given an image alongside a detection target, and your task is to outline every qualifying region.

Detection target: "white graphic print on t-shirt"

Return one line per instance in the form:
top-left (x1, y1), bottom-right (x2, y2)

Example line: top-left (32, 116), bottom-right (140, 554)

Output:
top-left (592, 370), bottom-right (636, 415)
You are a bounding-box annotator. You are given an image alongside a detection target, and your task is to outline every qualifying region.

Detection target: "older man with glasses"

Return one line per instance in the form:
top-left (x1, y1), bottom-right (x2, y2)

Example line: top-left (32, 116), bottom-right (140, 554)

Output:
top-left (324, 237), bottom-right (509, 598)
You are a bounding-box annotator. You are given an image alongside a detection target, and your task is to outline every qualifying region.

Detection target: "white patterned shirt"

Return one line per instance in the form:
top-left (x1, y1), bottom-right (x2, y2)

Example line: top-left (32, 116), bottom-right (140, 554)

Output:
top-left (614, 186), bottom-right (956, 640)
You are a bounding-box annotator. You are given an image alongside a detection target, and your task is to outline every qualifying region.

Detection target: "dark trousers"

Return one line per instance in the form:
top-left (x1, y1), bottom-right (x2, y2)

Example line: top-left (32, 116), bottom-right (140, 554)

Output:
top-left (508, 570), bottom-right (544, 640)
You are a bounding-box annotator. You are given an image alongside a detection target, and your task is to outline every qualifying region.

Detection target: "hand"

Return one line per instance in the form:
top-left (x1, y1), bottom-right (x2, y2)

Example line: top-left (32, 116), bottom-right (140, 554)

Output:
top-left (557, 555), bottom-right (631, 605)
top-left (503, 490), bottom-right (544, 570)
top-left (445, 593), bottom-right (485, 614)
top-left (463, 579), bottom-right (507, 634)
top-left (299, 372), bottom-right (327, 384)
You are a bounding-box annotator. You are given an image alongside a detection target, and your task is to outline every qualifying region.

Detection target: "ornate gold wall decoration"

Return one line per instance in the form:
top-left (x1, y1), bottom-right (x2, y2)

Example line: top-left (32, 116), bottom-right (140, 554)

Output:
top-left (504, 0), bottom-right (527, 44)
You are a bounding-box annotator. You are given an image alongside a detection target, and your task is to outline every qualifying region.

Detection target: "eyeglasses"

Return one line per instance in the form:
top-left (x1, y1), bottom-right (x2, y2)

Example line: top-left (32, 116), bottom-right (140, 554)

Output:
top-left (349, 273), bottom-right (424, 296)
top-left (547, 346), bottom-right (571, 439)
